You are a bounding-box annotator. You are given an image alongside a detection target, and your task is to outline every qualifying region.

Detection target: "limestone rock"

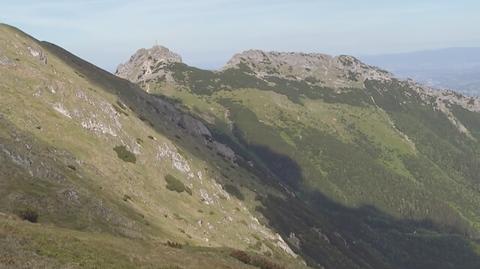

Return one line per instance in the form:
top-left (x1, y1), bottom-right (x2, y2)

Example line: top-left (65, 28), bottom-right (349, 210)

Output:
top-left (223, 50), bottom-right (393, 88)
top-left (212, 141), bottom-right (236, 162)
top-left (116, 45), bottom-right (182, 83)
top-left (27, 46), bottom-right (47, 64)
top-left (178, 114), bottom-right (212, 138)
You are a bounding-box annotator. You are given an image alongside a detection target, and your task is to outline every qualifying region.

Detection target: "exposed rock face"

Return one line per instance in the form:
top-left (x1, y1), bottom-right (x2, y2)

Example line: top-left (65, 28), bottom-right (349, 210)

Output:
top-left (407, 80), bottom-right (480, 112)
top-left (27, 46), bottom-right (47, 64)
top-left (223, 50), bottom-right (393, 88)
top-left (178, 114), bottom-right (212, 138)
top-left (404, 79), bottom-right (480, 138)
top-left (116, 45), bottom-right (182, 84)
top-left (212, 141), bottom-right (236, 162)
top-left (153, 97), bottom-right (237, 162)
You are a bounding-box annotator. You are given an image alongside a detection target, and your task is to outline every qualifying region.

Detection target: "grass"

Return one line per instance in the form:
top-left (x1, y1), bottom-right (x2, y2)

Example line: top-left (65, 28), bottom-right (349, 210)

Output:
top-left (0, 215), bottom-right (267, 269)
top-left (6, 22), bottom-right (480, 269)
top-left (146, 51), bottom-right (480, 268)
top-left (0, 23), bottom-right (306, 269)
top-left (163, 82), bottom-right (480, 231)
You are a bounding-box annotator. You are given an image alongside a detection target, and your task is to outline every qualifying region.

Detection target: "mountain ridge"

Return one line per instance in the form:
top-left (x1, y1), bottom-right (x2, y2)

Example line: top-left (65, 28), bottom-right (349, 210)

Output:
top-left (115, 44), bottom-right (480, 124)
top-left (3, 23), bottom-right (480, 269)
top-left (117, 46), bottom-right (394, 89)
top-left (115, 42), bottom-right (480, 268)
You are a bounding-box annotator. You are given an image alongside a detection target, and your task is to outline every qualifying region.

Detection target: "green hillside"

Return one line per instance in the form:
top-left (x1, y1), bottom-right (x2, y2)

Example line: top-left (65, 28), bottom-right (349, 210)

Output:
top-left (118, 46), bottom-right (480, 268)
top-left (2, 22), bottom-right (480, 269)
top-left (0, 24), bottom-right (307, 269)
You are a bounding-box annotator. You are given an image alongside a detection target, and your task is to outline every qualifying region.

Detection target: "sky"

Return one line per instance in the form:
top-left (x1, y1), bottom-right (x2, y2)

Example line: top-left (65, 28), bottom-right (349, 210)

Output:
top-left (1, 0), bottom-right (479, 71)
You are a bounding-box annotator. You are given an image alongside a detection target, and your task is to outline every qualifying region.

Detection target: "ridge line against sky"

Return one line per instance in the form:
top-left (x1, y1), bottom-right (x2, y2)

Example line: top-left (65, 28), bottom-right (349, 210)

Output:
top-left (1, 0), bottom-right (479, 71)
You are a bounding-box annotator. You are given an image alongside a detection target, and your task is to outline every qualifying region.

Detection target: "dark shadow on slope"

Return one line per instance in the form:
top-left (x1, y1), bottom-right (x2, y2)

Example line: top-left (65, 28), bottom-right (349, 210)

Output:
top-left (40, 41), bottom-right (480, 269)
top-left (197, 102), bottom-right (480, 268)
top-left (258, 189), bottom-right (480, 269)
top-left (222, 120), bottom-right (480, 268)
top-left (185, 105), bottom-right (480, 269)
top-left (231, 124), bottom-right (302, 189)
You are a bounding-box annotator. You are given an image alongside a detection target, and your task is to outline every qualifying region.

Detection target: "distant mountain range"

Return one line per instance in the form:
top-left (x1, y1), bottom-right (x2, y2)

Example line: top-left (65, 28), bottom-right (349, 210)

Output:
top-left (361, 47), bottom-right (480, 96)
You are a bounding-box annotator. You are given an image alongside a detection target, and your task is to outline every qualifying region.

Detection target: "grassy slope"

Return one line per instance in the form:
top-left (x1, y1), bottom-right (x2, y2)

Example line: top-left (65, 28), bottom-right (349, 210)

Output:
top-left (148, 65), bottom-right (480, 230)
top-left (0, 24), bottom-right (309, 269)
top-left (0, 213), bottom-right (259, 269)
top-left (141, 58), bottom-right (480, 268)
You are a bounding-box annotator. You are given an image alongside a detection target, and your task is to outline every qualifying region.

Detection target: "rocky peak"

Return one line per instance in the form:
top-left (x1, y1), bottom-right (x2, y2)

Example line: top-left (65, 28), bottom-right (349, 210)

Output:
top-left (223, 50), bottom-right (393, 88)
top-left (116, 45), bottom-right (182, 84)
top-left (223, 49), bottom-right (334, 72)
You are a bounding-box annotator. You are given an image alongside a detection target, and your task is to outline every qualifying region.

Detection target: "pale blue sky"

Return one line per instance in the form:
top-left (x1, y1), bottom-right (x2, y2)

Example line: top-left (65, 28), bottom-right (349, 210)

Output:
top-left (1, 0), bottom-right (479, 71)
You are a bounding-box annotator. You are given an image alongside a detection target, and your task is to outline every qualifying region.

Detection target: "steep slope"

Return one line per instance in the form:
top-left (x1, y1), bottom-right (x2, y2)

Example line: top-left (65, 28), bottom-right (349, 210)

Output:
top-left (0, 24), bottom-right (308, 269)
top-left (117, 46), bottom-right (480, 269)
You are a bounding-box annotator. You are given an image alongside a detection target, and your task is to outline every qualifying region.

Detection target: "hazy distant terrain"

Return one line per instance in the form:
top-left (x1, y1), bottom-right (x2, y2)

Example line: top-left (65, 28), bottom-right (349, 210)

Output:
top-left (361, 48), bottom-right (480, 96)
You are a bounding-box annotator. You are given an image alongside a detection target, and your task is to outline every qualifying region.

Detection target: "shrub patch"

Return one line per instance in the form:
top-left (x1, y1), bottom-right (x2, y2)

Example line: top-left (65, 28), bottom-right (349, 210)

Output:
top-left (224, 184), bottom-right (244, 201)
top-left (17, 208), bottom-right (39, 223)
top-left (230, 250), bottom-right (285, 269)
top-left (114, 146), bottom-right (136, 163)
top-left (165, 174), bottom-right (192, 195)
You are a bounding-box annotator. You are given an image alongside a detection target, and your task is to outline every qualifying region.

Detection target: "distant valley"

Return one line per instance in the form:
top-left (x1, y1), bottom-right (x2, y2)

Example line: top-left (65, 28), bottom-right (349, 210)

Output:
top-left (361, 47), bottom-right (480, 96)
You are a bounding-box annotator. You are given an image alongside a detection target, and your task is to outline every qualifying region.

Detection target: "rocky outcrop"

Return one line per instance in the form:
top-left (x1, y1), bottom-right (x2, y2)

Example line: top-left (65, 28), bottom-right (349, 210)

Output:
top-left (178, 114), bottom-right (212, 138)
top-left (116, 45), bottom-right (182, 84)
top-left (27, 46), bottom-right (47, 64)
top-left (404, 79), bottom-right (480, 138)
top-left (140, 95), bottom-right (237, 163)
top-left (407, 79), bottom-right (480, 112)
top-left (212, 141), bottom-right (236, 162)
top-left (223, 50), bottom-right (393, 88)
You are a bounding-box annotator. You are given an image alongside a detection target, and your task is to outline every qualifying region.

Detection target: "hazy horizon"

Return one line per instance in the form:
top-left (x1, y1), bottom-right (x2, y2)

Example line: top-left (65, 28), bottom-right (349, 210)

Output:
top-left (2, 0), bottom-right (479, 71)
